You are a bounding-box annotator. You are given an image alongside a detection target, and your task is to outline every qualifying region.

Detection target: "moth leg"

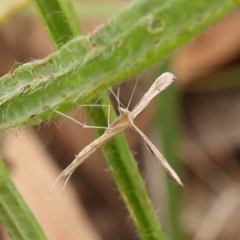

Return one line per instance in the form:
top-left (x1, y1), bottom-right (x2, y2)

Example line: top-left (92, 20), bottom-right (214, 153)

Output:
top-left (54, 107), bottom-right (111, 129)
top-left (81, 104), bottom-right (111, 128)
top-left (109, 87), bottom-right (125, 113)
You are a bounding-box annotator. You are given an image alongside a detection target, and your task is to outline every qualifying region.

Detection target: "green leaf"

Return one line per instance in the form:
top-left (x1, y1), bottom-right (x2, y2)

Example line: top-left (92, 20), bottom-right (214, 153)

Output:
top-left (0, 160), bottom-right (47, 240)
top-left (1, 0), bottom-right (239, 132)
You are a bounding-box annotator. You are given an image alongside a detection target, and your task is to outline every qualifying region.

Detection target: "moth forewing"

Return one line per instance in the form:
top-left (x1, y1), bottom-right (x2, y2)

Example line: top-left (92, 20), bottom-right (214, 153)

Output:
top-left (53, 112), bottom-right (130, 190)
top-left (130, 123), bottom-right (183, 186)
top-left (131, 72), bottom-right (175, 118)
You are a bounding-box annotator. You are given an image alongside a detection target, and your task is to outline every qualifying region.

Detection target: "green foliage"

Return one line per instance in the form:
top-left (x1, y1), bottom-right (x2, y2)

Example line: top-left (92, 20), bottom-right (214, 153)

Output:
top-left (0, 160), bottom-right (47, 240)
top-left (0, 0), bottom-right (240, 240)
top-left (1, 0), bottom-right (239, 132)
top-left (154, 61), bottom-right (185, 240)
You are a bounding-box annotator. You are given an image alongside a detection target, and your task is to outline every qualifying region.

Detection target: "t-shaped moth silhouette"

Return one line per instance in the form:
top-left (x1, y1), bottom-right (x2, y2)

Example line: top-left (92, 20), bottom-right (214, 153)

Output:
top-left (53, 72), bottom-right (183, 191)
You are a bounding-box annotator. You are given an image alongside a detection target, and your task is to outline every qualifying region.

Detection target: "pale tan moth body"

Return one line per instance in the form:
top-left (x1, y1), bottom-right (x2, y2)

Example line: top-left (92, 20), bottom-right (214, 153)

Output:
top-left (53, 72), bottom-right (183, 191)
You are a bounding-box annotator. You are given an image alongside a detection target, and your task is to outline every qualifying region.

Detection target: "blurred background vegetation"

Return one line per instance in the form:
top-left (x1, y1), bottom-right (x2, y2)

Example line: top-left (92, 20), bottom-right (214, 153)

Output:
top-left (0, 0), bottom-right (240, 240)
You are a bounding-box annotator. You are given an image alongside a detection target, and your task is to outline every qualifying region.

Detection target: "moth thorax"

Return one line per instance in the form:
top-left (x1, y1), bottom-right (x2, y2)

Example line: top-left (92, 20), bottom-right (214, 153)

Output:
top-left (119, 107), bottom-right (130, 115)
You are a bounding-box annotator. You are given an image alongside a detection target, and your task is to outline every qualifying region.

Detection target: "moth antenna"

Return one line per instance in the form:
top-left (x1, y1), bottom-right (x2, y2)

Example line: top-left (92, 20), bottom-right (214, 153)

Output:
top-left (117, 87), bottom-right (120, 110)
top-left (109, 87), bottom-right (125, 110)
top-left (127, 76), bottom-right (139, 110)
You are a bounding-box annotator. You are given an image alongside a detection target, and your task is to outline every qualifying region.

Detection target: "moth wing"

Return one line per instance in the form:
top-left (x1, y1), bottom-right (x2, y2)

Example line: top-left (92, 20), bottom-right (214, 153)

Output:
top-left (52, 124), bottom-right (125, 193)
top-left (131, 72), bottom-right (175, 118)
top-left (131, 124), bottom-right (183, 186)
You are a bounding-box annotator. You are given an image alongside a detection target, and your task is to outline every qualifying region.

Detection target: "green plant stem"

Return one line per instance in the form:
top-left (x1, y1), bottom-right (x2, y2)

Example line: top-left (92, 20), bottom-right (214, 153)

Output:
top-left (0, 159), bottom-right (47, 240)
top-left (88, 94), bottom-right (166, 240)
top-left (33, 0), bottom-right (80, 48)
top-left (33, 0), bottom-right (167, 239)
top-left (155, 61), bottom-right (185, 240)
top-left (0, 0), bottom-right (239, 132)
top-left (159, 85), bottom-right (185, 240)
top-left (57, 0), bottom-right (82, 37)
